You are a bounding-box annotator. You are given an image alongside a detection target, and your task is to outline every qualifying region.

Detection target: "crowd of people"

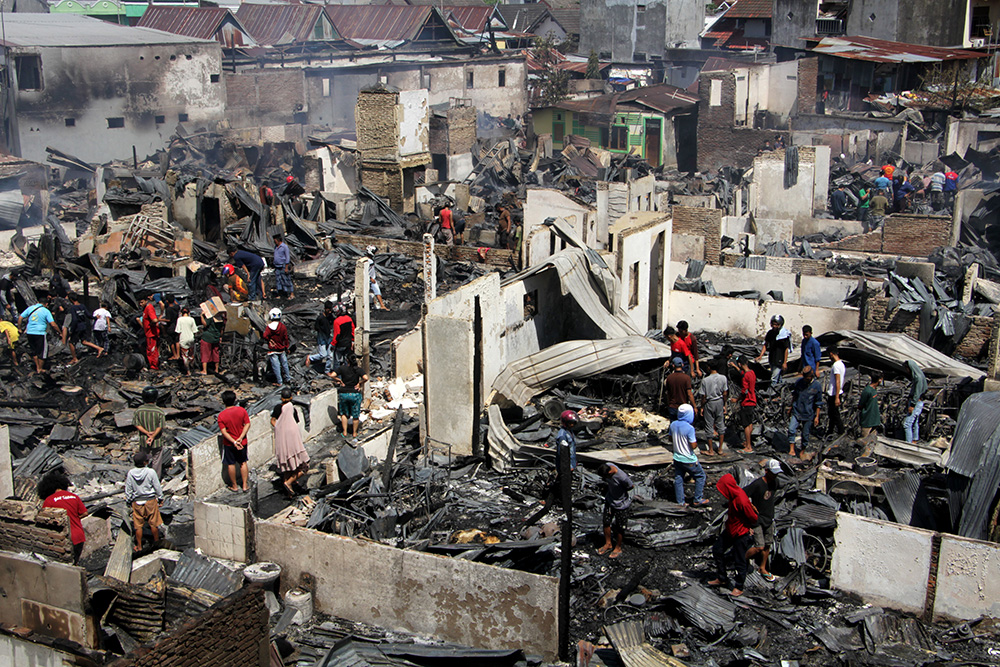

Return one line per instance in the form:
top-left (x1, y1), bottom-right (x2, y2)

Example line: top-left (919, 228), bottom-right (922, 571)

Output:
top-left (534, 316), bottom-right (928, 592)
top-left (830, 161), bottom-right (959, 230)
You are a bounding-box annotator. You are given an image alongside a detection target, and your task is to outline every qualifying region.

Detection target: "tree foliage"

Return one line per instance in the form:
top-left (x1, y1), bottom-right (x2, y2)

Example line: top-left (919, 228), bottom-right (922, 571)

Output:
top-left (533, 34), bottom-right (570, 105)
top-left (586, 50), bottom-right (600, 80)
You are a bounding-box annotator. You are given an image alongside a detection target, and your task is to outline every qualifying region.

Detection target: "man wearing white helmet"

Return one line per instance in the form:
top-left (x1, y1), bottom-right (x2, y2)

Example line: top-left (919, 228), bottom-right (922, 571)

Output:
top-left (263, 307), bottom-right (290, 386)
top-left (366, 247), bottom-right (387, 311)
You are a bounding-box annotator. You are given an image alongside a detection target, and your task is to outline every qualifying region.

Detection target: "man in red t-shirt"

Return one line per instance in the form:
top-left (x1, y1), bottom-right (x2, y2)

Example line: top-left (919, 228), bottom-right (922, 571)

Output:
top-left (731, 355), bottom-right (757, 453)
top-left (439, 206), bottom-right (454, 245)
top-left (663, 326), bottom-right (694, 375)
top-left (218, 390), bottom-right (251, 491)
top-left (39, 470), bottom-right (88, 563)
top-left (677, 320), bottom-right (701, 376)
top-left (137, 295), bottom-right (160, 370)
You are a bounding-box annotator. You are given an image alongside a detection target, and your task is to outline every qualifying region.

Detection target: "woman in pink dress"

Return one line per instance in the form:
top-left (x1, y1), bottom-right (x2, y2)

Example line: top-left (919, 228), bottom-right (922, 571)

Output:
top-left (270, 387), bottom-right (310, 496)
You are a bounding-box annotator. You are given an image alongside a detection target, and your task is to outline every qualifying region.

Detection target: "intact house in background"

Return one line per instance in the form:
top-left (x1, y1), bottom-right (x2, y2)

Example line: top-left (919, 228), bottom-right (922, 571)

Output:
top-left (0, 14), bottom-right (225, 164)
top-left (579, 0), bottom-right (704, 62)
top-left (701, 0), bottom-right (772, 52)
top-left (531, 83), bottom-right (699, 170)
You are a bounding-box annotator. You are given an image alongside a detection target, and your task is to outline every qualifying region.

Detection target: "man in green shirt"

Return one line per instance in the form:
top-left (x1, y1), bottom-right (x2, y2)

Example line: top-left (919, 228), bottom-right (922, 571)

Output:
top-left (133, 386), bottom-right (167, 477)
top-left (200, 312), bottom-right (224, 375)
top-left (858, 371), bottom-right (882, 438)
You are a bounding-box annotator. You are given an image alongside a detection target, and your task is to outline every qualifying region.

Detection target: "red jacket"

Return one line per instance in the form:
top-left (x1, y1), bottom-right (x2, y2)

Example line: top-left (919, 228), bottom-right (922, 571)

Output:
top-left (263, 321), bottom-right (289, 352)
top-left (717, 473), bottom-right (758, 538)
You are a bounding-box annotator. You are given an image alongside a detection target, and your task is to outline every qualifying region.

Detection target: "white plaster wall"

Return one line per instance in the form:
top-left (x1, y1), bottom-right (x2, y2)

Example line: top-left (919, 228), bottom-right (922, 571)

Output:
top-left (752, 155), bottom-right (816, 223)
top-left (831, 512), bottom-right (933, 615)
top-left (667, 291), bottom-right (858, 340)
top-left (934, 534), bottom-right (1000, 621)
top-left (614, 213), bottom-right (670, 333)
top-left (194, 501), bottom-right (248, 562)
top-left (393, 327), bottom-right (422, 379)
top-left (424, 315), bottom-right (474, 455)
top-left (398, 89), bottom-right (429, 157)
top-left (813, 145), bottom-right (831, 212)
top-left (255, 520), bottom-right (559, 659)
top-left (0, 425), bottom-right (11, 500)
top-left (447, 153), bottom-right (474, 182)
top-left (766, 60), bottom-right (798, 123)
top-left (524, 189), bottom-right (595, 250)
top-left (0, 634), bottom-right (74, 667)
top-left (669, 262), bottom-right (858, 310)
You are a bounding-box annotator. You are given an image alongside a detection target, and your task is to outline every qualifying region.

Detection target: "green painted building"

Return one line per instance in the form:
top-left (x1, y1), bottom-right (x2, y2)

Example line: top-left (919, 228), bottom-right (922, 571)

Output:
top-left (49, 0), bottom-right (200, 25)
top-left (532, 83), bottom-right (699, 170)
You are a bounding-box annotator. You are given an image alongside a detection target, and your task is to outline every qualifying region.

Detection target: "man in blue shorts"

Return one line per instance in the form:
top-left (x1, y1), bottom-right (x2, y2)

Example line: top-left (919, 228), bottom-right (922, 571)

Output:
top-left (329, 353), bottom-right (368, 439)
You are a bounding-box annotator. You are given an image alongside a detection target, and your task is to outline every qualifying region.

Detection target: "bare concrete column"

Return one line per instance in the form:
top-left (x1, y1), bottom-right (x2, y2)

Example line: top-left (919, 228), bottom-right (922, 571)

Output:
top-left (951, 190), bottom-right (964, 247)
top-left (355, 258), bottom-right (371, 401)
top-left (962, 263), bottom-right (979, 305)
top-left (0, 425), bottom-right (11, 500)
top-left (987, 310), bottom-right (1000, 381)
top-left (423, 233), bottom-right (436, 303)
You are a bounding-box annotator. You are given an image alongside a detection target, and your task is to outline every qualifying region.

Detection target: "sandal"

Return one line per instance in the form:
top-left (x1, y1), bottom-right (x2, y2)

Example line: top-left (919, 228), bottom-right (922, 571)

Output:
top-left (761, 573), bottom-right (777, 582)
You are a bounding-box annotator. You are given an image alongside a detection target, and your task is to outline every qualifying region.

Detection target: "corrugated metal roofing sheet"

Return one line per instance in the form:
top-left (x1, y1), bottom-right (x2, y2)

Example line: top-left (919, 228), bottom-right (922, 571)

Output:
top-left (137, 7), bottom-right (229, 40)
top-left (235, 3), bottom-right (326, 46)
top-left (0, 13), bottom-right (213, 47)
top-left (546, 8), bottom-right (579, 35)
top-left (947, 392), bottom-right (1000, 477)
top-left (824, 330), bottom-right (985, 379)
top-left (496, 5), bottom-right (550, 32)
top-left (883, 471), bottom-right (922, 526)
top-left (446, 6), bottom-right (499, 33)
top-left (325, 5), bottom-right (433, 42)
top-left (810, 36), bottom-right (984, 64)
top-left (168, 548), bottom-right (243, 597)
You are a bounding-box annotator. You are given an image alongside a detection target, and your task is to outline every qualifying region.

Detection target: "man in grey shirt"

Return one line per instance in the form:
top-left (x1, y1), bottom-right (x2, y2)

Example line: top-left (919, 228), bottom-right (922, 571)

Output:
top-left (698, 360), bottom-right (729, 455)
top-left (597, 462), bottom-right (633, 559)
top-left (125, 450), bottom-right (164, 552)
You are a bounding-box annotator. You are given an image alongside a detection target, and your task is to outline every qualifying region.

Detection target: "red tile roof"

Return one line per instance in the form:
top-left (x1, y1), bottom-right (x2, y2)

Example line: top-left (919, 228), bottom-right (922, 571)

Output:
top-left (721, 0), bottom-right (771, 19)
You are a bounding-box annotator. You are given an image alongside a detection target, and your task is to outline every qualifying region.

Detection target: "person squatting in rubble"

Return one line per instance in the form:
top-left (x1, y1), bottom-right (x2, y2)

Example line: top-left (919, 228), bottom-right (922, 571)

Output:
top-left (133, 386), bottom-right (167, 477)
top-left (231, 247), bottom-right (265, 301)
top-left (859, 371), bottom-right (883, 439)
top-left (19, 295), bottom-right (61, 375)
top-left (0, 271), bottom-right (17, 319)
top-left (218, 390), bottom-right (250, 491)
top-left (745, 459), bottom-right (782, 582)
top-left (903, 360), bottom-right (928, 443)
top-left (708, 473), bottom-right (759, 597)
top-left (221, 264), bottom-right (249, 302)
top-left (272, 233), bottom-right (294, 300)
top-left (264, 307), bottom-right (291, 386)
top-left (366, 246), bottom-right (388, 311)
top-left (38, 470), bottom-right (88, 564)
top-left (732, 355), bottom-right (758, 453)
top-left (271, 387), bottom-right (310, 497)
top-left (0, 316), bottom-right (18, 367)
top-left (788, 365), bottom-right (823, 458)
top-left (137, 294), bottom-right (161, 371)
top-left (306, 301), bottom-right (335, 369)
top-left (125, 450), bottom-right (163, 553)
top-left (758, 314), bottom-right (790, 387)
top-left (328, 352), bottom-right (367, 439)
top-left (597, 463), bottom-right (633, 559)
top-left (524, 410), bottom-right (578, 527)
top-left (670, 403), bottom-right (710, 507)
top-left (698, 360), bottom-right (728, 456)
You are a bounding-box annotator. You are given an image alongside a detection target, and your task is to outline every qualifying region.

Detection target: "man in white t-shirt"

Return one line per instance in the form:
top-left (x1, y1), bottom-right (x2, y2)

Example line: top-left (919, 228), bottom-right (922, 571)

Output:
top-left (827, 347), bottom-right (846, 435)
top-left (174, 307), bottom-right (199, 375)
top-left (91, 302), bottom-right (112, 355)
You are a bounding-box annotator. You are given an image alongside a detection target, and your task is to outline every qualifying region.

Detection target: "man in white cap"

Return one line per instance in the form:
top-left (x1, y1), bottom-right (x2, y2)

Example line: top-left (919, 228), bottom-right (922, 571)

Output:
top-left (745, 459), bottom-right (782, 581)
top-left (263, 307), bottom-right (290, 386)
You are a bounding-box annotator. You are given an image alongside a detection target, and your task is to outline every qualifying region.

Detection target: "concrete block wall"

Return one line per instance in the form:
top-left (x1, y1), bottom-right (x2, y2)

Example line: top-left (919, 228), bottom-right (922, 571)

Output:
top-left (356, 89), bottom-right (401, 160)
top-left (670, 261), bottom-right (856, 310)
top-left (833, 512), bottom-right (1000, 622)
top-left (672, 206), bottom-right (722, 263)
top-left (697, 71), bottom-right (778, 170)
top-left (255, 520), bottom-right (559, 659)
top-left (831, 512), bottom-right (934, 615)
top-left (110, 586), bottom-right (269, 667)
top-left (189, 390), bottom-right (338, 499)
top-left (0, 551), bottom-right (90, 646)
top-left (0, 425), bottom-right (11, 500)
top-left (796, 57), bottom-right (819, 115)
top-left (194, 501), bottom-right (251, 562)
top-left (0, 499), bottom-right (74, 563)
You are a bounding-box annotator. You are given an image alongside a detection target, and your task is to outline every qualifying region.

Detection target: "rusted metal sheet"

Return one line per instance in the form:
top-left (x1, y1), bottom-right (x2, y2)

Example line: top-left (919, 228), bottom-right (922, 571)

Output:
top-left (809, 36), bottom-right (984, 64)
top-left (325, 5), bottom-right (436, 42)
top-left (235, 4), bottom-right (326, 46)
top-left (137, 7), bottom-right (230, 41)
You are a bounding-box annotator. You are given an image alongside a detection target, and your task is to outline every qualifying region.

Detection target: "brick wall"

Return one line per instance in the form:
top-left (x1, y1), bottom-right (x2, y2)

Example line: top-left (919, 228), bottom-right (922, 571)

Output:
top-left (697, 71), bottom-right (783, 170)
top-left (0, 499), bottom-right (74, 563)
top-left (824, 229), bottom-right (883, 253)
top-left (225, 69), bottom-right (306, 129)
top-left (862, 295), bottom-right (920, 337)
top-left (672, 206), bottom-right (722, 263)
top-left (356, 90), bottom-right (400, 160)
top-left (110, 586), bottom-right (269, 667)
top-left (881, 214), bottom-right (952, 257)
top-left (360, 163), bottom-right (404, 212)
top-left (797, 57), bottom-right (819, 115)
top-left (955, 315), bottom-right (993, 359)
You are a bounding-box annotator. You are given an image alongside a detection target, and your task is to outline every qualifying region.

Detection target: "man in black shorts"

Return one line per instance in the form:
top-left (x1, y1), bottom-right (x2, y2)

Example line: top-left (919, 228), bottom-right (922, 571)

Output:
top-left (746, 459), bottom-right (781, 581)
top-left (596, 462), bottom-right (633, 559)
